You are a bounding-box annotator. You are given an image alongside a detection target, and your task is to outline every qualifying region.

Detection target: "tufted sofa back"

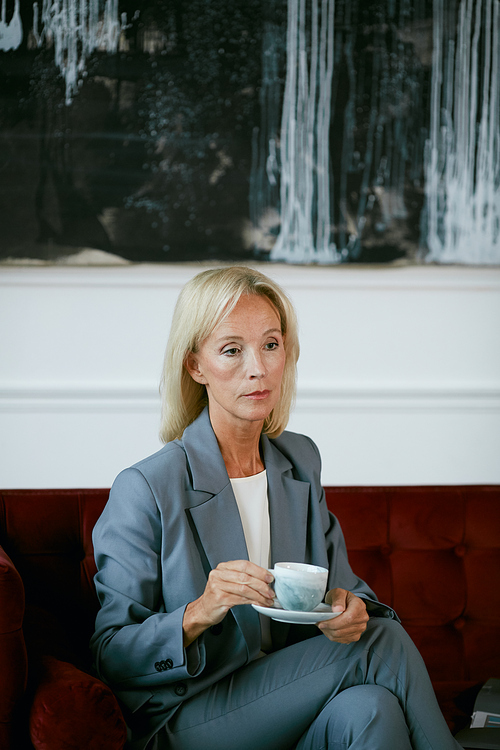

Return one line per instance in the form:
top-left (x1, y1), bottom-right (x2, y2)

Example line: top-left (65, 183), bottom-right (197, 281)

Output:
top-left (1, 484), bottom-right (499, 736)
top-left (325, 485), bottom-right (500, 685)
top-left (2, 485), bottom-right (499, 682)
top-left (0, 489), bottom-right (107, 665)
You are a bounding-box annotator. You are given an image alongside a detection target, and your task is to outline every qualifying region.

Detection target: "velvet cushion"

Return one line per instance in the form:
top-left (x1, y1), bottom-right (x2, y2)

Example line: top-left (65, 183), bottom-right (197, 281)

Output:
top-left (29, 657), bottom-right (127, 750)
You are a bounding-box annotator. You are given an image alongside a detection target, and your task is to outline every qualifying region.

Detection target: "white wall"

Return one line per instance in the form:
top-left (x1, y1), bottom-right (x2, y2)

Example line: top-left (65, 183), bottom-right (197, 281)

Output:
top-left (1, 263), bottom-right (499, 488)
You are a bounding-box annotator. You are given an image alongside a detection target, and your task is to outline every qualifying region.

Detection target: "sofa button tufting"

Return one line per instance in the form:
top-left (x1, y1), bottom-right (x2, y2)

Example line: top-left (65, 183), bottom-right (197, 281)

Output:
top-left (380, 544), bottom-right (392, 556)
top-left (175, 683), bottom-right (187, 696)
top-left (453, 617), bottom-right (466, 630)
top-left (454, 544), bottom-right (467, 557)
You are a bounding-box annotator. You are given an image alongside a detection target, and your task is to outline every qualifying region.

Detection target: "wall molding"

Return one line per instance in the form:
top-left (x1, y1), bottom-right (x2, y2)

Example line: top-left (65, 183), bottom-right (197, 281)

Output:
top-left (295, 384), bottom-right (500, 413)
top-left (0, 384), bottom-right (161, 413)
top-left (1, 382), bottom-right (499, 413)
top-left (1, 263), bottom-right (500, 291)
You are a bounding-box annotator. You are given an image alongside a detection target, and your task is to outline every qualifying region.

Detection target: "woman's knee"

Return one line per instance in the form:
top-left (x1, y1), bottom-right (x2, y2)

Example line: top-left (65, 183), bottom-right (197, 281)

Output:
top-left (330, 685), bottom-right (402, 723)
top-left (297, 686), bottom-right (411, 750)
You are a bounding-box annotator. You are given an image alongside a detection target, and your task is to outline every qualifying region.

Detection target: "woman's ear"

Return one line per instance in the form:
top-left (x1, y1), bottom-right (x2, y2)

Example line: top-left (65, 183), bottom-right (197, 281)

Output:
top-left (185, 353), bottom-right (207, 384)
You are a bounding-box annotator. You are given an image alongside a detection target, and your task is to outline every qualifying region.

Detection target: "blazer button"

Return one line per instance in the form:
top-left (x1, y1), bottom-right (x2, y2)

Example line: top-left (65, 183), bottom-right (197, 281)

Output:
top-left (210, 623), bottom-right (223, 636)
top-left (175, 683), bottom-right (187, 697)
top-left (155, 659), bottom-right (173, 672)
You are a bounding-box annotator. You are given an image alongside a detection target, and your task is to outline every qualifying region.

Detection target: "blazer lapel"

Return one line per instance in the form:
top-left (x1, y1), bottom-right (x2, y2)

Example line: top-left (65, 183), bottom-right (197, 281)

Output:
top-left (187, 486), bottom-right (248, 571)
top-left (183, 409), bottom-right (261, 660)
top-left (261, 434), bottom-right (312, 649)
top-left (262, 435), bottom-right (310, 567)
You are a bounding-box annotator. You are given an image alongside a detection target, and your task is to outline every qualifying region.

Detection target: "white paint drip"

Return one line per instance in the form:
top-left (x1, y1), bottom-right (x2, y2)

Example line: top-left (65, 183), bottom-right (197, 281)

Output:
top-left (424, 0), bottom-right (500, 263)
top-left (249, 22), bottom-right (282, 249)
top-left (271, 0), bottom-right (338, 263)
top-left (32, 0), bottom-right (124, 104)
top-left (0, 0), bottom-right (23, 51)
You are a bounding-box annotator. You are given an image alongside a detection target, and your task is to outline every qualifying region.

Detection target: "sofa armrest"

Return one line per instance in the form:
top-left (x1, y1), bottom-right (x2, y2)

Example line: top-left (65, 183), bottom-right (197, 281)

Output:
top-left (30, 656), bottom-right (127, 750)
top-left (0, 544), bottom-right (28, 750)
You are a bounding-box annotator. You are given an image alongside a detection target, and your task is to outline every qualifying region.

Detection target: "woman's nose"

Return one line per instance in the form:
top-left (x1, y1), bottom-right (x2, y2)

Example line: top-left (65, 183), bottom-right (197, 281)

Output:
top-left (248, 350), bottom-right (266, 378)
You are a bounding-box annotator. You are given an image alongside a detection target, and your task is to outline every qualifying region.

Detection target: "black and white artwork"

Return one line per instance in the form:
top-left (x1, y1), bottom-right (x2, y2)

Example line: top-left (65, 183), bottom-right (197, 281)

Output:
top-left (0, 0), bottom-right (498, 264)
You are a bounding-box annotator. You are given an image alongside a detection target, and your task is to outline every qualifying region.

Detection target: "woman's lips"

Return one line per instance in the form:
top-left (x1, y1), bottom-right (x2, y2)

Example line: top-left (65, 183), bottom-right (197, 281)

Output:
top-left (244, 390), bottom-right (270, 400)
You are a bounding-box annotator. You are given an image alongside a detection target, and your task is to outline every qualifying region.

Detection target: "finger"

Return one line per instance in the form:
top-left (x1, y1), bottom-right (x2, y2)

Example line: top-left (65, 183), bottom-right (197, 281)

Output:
top-left (209, 568), bottom-right (275, 606)
top-left (215, 561), bottom-right (275, 598)
top-left (320, 610), bottom-right (369, 635)
top-left (325, 587), bottom-right (348, 612)
top-left (201, 584), bottom-right (269, 622)
top-left (318, 617), bottom-right (367, 635)
top-left (213, 569), bottom-right (275, 599)
top-left (317, 620), bottom-right (368, 642)
top-left (317, 620), bottom-right (367, 643)
top-left (317, 594), bottom-right (368, 640)
top-left (218, 560), bottom-right (274, 583)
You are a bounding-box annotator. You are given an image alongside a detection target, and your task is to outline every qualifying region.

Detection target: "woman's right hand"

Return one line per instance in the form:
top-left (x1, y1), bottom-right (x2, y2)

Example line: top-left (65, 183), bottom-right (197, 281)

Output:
top-left (182, 560), bottom-right (275, 647)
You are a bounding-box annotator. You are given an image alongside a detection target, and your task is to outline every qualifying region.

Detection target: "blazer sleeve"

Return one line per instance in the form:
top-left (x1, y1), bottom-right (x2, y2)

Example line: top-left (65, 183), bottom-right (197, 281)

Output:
top-left (305, 436), bottom-right (399, 621)
top-left (90, 467), bottom-right (206, 690)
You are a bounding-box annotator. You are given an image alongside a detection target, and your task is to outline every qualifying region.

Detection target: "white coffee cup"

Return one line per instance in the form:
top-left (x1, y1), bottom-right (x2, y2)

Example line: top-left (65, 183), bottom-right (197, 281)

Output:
top-left (269, 562), bottom-right (328, 612)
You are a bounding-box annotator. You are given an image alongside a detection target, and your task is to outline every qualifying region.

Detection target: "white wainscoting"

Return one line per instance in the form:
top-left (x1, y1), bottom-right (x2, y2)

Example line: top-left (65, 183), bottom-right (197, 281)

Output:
top-left (1, 263), bottom-right (499, 488)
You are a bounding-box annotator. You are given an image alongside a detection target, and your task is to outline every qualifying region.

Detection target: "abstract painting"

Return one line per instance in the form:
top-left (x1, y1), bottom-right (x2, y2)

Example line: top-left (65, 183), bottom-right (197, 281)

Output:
top-left (0, 0), bottom-right (498, 264)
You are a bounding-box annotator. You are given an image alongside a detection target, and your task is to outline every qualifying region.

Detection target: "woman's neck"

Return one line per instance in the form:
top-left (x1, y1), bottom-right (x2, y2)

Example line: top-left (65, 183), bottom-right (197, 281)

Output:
top-left (209, 412), bottom-right (265, 478)
top-left (221, 444), bottom-right (265, 478)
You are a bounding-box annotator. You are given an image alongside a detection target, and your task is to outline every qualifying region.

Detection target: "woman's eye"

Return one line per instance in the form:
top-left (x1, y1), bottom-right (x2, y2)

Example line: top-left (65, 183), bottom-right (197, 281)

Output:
top-left (265, 341), bottom-right (279, 350)
top-left (223, 347), bottom-right (240, 356)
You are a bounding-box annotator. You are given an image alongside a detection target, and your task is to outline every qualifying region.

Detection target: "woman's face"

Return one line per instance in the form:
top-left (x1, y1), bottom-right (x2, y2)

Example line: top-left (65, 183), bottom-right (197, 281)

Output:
top-left (186, 294), bottom-right (286, 433)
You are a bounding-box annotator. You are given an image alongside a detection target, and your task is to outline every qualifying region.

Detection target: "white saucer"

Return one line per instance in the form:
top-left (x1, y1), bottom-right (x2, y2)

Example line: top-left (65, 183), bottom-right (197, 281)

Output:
top-left (252, 601), bottom-right (343, 624)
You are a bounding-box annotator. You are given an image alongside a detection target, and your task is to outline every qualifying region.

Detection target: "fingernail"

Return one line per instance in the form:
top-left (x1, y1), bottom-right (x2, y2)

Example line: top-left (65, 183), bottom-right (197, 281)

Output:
top-left (265, 574), bottom-right (274, 583)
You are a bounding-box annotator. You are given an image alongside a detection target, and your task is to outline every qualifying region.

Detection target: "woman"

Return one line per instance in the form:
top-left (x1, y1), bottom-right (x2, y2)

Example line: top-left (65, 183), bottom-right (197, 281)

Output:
top-left (91, 266), bottom-right (461, 750)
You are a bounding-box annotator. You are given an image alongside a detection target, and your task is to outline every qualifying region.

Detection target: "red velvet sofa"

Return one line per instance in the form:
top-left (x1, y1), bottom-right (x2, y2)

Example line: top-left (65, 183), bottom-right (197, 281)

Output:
top-left (1, 486), bottom-right (499, 749)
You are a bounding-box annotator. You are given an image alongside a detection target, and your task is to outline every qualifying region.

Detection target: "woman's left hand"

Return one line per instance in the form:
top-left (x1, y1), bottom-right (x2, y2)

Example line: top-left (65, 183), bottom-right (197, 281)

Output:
top-left (317, 588), bottom-right (369, 643)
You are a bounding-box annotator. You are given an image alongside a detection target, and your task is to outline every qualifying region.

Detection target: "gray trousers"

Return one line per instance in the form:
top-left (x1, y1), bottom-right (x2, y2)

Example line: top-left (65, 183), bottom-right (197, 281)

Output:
top-left (162, 619), bottom-right (462, 750)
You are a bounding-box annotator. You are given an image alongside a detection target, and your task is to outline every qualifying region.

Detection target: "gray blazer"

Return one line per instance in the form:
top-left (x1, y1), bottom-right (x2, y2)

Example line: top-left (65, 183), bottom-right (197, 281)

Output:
top-left (91, 407), bottom-right (395, 746)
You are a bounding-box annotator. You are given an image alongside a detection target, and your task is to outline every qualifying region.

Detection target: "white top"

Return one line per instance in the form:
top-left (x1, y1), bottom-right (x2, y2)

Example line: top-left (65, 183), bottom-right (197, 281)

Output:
top-left (230, 470), bottom-right (272, 653)
top-left (230, 470), bottom-right (270, 569)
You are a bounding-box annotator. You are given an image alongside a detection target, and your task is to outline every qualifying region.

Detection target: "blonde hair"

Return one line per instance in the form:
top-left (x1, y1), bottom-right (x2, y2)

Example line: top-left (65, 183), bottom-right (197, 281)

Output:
top-left (160, 266), bottom-right (300, 443)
